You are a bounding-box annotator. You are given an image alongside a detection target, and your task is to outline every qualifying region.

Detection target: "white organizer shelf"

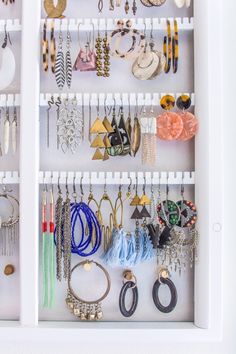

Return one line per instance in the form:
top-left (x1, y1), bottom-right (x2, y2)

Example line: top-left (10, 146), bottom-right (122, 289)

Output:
top-left (0, 0), bottom-right (223, 346)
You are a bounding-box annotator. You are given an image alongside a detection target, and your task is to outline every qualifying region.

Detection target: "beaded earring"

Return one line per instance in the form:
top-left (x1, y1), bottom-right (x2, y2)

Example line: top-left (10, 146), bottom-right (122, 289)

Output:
top-left (95, 24), bottom-right (110, 77)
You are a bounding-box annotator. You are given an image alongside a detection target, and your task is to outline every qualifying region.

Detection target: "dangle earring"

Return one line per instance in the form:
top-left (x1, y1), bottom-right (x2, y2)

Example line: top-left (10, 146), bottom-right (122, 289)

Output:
top-left (55, 25), bottom-right (65, 90)
top-left (42, 20), bottom-right (49, 72)
top-left (119, 270), bottom-right (138, 318)
top-left (11, 104), bottom-right (17, 155)
top-left (176, 95), bottom-right (199, 141)
top-left (3, 106), bottom-right (10, 155)
top-left (65, 28), bottom-right (72, 88)
top-left (118, 101), bottom-right (131, 156)
top-left (90, 99), bottom-right (109, 160)
top-left (132, 0), bottom-right (137, 14)
top-left (63, 178), bottom-right (72, 280)
top-left (50, 20), bottom-right (56, 73)
top-left (139, 177), bottom-right (151, 219)
top-left (42, 181), bottom-right (55, 308)
top-left (55, 177), bottom-right (63, 281)
top-left (157, 95), bottom-right (183, 141)
top-left (172, 19), bottom-right (179, 73)
top-left (147, 179), bottom-right (160, 249)
top-left (106, 101), bottom-right (123, 157)
top-left (125, 95), bottom-right (132, 156)
top-left (47, 96), bottom-right (54, 148)
top-left (125, 0), bottom-right (129, 14)
top-left (163, 19), bottom-right (172, 74)
top-left (98, 0), bottom-right (103, 12)
top-left (0, 180), bottom-right (19, 256)
top-left (141, 102), bottom-right (157, 166)
top-left (131, 98), bottom-right (141, 157)
top-left (176, 180), bottom-right (199, 268)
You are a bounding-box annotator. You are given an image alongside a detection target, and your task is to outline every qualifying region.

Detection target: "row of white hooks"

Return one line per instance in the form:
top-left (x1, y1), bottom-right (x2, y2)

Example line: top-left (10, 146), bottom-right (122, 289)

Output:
top-left (0, 171), bottom-right (19, 184)
top-left (0, 19), bottom-right (21, 32)
top-left (0, 171), bottom-right (195, 185)
top-left (0, 94), bottom-right (20, 107)
top-left (42, 17), bottom-right (194, 31)
top-left (39, 171), bottom-right (195, 186)
top-left (40, 93), bottom-right (195, 107)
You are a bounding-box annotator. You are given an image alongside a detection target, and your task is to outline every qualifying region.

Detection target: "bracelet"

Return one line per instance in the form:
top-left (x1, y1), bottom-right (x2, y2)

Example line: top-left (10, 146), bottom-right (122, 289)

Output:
top-left (66, 260), bottom-right (111, 321)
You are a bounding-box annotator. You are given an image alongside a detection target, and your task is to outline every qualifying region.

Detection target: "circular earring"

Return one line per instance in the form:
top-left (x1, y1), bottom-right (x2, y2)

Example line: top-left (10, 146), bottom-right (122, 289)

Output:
top-left (156, 95), bottom-right (183, 140)
top-left (152, 268), bottom-right (177, 313)
top-left (176, 95), bottom-right (199, 141)
top-left (119, 270), bottom-right (138, 318)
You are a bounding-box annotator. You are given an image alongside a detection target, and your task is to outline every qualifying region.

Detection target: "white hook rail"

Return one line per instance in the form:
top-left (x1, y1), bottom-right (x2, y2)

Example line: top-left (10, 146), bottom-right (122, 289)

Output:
top-left (0, 19), bottom-right (21, 32)
top-left (42, 17), bottom-right (194, 32)
top-left (39, 171), bottom-right (195, 185)
top-left (40, 93), bottom-right (195, 107)
top-left (0, 171), bottom-right (19, 184)
top-left (0, 94), bottom-right (20, 107)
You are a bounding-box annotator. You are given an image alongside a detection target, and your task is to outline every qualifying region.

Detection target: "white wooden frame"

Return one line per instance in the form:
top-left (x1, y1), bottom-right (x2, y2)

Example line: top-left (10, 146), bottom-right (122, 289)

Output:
top-left (0, 0), bottom-right (223, 344)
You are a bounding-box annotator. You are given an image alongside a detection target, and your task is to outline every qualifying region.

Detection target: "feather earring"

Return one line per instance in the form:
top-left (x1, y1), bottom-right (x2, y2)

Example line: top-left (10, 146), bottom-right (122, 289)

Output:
top-left (65, 29), bottom-right (72, 88)
top-left (55, 29), bottom-right (65, 90)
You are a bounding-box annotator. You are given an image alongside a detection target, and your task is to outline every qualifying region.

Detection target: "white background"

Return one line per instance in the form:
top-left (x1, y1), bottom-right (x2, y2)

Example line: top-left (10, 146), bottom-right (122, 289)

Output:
top-left (0, 0), bottom-right (236, 353)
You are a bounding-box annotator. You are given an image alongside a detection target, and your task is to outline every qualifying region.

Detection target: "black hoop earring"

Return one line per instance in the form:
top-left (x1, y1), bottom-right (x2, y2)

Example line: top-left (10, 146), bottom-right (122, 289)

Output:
top-left (152, 269), bottom-right (177, 313)
top-left (119, 270), bottom-right (138, 318)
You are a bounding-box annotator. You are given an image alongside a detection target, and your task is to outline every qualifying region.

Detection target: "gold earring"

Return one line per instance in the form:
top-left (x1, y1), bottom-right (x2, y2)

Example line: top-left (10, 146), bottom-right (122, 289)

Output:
top-left (44, 0), bottom-right (67, 19)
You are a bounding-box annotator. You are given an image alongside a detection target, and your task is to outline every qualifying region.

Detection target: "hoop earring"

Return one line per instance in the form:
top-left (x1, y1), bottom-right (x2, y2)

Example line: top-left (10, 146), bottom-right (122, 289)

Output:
top-left (163, 19), bottom-right (172, 74)
top-left (152, 268), bottom-right (177, 313)
top-left (119, 270), bottom-right (138, 317)
top-left (172, 19), bottom-right (179, 73)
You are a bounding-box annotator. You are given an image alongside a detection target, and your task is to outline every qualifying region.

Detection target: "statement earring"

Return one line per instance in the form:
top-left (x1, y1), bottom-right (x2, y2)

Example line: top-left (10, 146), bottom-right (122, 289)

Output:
top-left (157, 95), bottom-right (183, 140)
top-left (141, 105), bottom-right (157, 166)
top-left (176, 95), bottom-right (199, 141)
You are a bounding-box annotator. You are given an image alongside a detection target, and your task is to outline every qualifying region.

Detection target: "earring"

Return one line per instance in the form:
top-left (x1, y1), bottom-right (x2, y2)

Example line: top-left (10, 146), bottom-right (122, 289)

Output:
top-left (50, 20), bottom-right (56, 74)
top-left (42, 20), bottom-right (49, 72)
top-left (3, 107), bottom-right (10, 155)
top-left (163, 19), bottom-right (172, 74)
top-left (152, 268), bottom-right (177, 313)
top-left (118, 105), bottom-right (131, 156)
top-left (132, 0), bottom-right (137, 14)
top-left (157, 95), bottom-right (183, 141)
top-left (131, 102), bottom-right (141, 157)
top-left (46, 96), bottom-right (54, 149)
top-left (119, 270), bottom-right (138, 318)
top-left (172, 19), bottom-right (179, 73)
top-left (44, 0), bottom-right (67, 19)
top-left (65, 29), bottom-right (72, 88)
top-left (125, 0), bottom-right (129, 13)
top-left (63, 179), bottom-right (71, 280)
top-left (11, 105), bottom-right (17, 155)
top-left (141, 106), bottom-right (157, 166)
top-left (106, 105), bottom-right (123, 157)
top-left (98, 0), bottom-right (103, 12)
top-left (55, 178), bottom-right (63, 282)
top-left (55, 28), bottom-right (65, 90)
top-left (176, 95), bottom-right (199, 141)
top-left (90, 100), bottom-right (109, 160)
top-left (139, 177), bottom-right (151, 219)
